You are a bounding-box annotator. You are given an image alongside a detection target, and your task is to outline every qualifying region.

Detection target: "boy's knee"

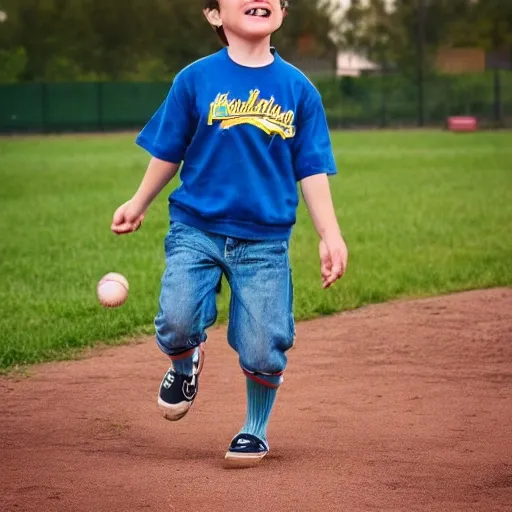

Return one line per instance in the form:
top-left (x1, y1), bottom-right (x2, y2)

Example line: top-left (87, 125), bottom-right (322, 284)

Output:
top-left (242, 356), bottom-right (282, 376)
top-left (240, 350), bottom-right (286, 388)
top-left (155, 309), bottom-right (200, 355)
top-left (240, 344), bottom-right (290, 377)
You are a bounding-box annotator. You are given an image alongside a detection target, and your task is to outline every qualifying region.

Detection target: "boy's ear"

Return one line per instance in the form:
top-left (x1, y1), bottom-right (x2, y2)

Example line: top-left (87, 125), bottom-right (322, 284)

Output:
top-left (203, 8), bottom-right (222, 28)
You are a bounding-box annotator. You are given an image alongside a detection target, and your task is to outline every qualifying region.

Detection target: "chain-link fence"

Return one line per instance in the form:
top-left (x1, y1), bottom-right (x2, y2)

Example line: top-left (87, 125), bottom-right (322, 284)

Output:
top-left (2, 70), bottom-right (510, 134)
top-left (316, 70), bottom-right (512, 129)
top-left (0, 82), bottom-right (170, 133)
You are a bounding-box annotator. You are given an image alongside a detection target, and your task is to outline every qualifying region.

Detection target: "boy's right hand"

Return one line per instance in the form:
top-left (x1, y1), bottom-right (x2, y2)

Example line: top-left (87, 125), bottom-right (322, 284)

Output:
top-left (111, 199), bottom-right (146, 235)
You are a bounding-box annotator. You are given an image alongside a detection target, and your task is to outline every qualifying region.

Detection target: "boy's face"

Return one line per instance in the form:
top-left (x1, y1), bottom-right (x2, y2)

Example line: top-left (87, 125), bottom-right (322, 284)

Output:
top-left (207, 1), bottom-right (285, 43)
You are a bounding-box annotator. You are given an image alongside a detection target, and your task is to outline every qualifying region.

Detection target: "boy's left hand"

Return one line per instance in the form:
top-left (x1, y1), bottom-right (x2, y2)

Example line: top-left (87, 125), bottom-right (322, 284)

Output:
top-left (319, 233), bottom-right (348, 289)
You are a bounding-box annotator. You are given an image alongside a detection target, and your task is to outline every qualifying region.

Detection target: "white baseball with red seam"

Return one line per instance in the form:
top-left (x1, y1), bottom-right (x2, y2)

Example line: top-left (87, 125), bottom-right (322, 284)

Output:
top-left (97, 272), bottom-right (129, 307)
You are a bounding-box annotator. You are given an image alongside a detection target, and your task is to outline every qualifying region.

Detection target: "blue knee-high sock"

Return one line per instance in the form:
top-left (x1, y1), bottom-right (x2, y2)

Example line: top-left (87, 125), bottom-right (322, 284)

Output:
top-left (240, 378), bottom-right (278, 443)
top-left (171, 348), bottom-right (198, 376)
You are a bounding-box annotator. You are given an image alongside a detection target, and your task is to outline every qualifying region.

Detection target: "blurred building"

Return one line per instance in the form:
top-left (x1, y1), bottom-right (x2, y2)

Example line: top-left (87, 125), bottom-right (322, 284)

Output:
top-left (436, 48), bottom-right (511, 73)
top-left (336, 51), bottom-right (380, 76)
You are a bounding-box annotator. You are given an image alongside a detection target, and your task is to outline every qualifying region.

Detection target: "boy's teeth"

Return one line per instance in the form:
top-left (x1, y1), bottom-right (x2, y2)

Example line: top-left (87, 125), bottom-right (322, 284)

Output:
top-left (245, 8), bottom-right (270, 17)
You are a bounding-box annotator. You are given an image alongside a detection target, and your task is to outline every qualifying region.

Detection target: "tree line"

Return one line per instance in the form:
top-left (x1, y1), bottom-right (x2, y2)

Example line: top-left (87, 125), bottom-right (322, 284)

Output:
top-left (337, 0), bottom-right (512, 74)
top-left (0, 0), bottom-right (334, 82)
top-left (0, 0), bottom-right (510, 83)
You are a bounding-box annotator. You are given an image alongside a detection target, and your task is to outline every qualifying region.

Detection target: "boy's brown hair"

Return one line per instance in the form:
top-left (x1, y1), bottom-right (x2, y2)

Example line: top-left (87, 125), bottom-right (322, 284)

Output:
top-left (204, 1), bottom-right (288, 46)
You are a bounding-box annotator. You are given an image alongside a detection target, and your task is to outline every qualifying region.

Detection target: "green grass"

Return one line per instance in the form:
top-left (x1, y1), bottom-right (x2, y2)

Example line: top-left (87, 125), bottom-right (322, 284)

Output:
top-left (1, 130), bottom-right (511, 370)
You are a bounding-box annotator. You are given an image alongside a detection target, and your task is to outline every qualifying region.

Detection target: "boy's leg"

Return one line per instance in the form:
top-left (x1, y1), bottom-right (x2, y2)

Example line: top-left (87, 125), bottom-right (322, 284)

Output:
top-left (155, 222), bottom-right (222, 421)
top-left (224, 239), bottom-right (295, 466)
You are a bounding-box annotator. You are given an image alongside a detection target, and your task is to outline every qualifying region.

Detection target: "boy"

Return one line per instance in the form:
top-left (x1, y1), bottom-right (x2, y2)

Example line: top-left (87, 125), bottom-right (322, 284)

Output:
top-left (111, 0), bottom-right (348, 468)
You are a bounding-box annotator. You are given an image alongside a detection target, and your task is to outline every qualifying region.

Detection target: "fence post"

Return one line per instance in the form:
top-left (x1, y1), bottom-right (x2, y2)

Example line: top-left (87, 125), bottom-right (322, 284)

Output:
top-left (416, 0), bottom-right (426, 127)
top-left (490, 18), bottom-right (503, 127)
top-left (97, 82), bottom-right (104, 131)
top-left (493, 69), bottom-right (502, 125)
top-left (41, 83), bottom-right (48, 133)
top-left (380, 67), bottom-right (388, 128)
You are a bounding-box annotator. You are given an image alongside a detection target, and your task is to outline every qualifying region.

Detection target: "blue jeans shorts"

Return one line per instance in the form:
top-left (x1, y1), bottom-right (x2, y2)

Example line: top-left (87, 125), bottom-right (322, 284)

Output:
top-left (154, 221), bottom-right (295, 387)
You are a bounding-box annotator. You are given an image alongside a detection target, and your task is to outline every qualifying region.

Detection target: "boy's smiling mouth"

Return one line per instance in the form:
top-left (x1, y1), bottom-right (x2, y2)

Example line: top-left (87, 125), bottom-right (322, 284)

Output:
top-left (245, 8), bottom-right (271, 18)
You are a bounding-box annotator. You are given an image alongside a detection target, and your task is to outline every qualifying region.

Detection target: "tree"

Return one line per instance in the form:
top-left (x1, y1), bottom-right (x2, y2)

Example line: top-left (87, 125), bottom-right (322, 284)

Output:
top-left (335, 0), bottom-right (512, 73)
top-left (0, 47), bottom-right (27, 82)
top-left (1, 0), bottom-right (339, 82)
top-left (448, 0), bottom-right (512, 51)
top-left (275, 0), bottom-right (336, 56)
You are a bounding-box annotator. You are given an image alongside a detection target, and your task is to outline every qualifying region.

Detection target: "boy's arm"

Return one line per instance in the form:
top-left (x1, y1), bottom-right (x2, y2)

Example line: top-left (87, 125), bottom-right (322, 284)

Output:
top-left (112, 70), bottom-right (194, 235)
top-left (111, 157), bottom-right (179, 235)
top-left (300, 174), bottom-right (348, 289)
top-left (132, 157), bottom-right (180, 209)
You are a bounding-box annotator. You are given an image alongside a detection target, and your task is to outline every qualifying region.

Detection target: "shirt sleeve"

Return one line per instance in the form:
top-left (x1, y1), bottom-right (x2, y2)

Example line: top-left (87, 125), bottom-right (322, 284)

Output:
top-left (293, 86), bottom-right (337, 181)
top-left (135, 70), bottom-right (197, 163)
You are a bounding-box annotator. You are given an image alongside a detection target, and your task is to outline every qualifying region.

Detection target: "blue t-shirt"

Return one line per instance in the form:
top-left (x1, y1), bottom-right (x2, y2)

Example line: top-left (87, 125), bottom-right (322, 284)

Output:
top-left (136, 47), bottom-right (336, 241)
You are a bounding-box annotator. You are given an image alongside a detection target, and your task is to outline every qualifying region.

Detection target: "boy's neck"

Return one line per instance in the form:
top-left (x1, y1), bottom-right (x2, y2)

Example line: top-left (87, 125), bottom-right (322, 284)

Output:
top-left (225, 34), bottom-right (274, 67)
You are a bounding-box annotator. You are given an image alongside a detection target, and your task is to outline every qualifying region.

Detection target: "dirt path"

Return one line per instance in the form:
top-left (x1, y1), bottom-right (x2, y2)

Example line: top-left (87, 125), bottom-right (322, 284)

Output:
top-left (2, 288), bottom-right (512, 512)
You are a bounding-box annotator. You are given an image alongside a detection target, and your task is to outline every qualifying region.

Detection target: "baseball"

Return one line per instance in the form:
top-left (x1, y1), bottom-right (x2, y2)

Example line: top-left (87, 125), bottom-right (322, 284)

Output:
top-left (97, 272), bottom-right (129, 308)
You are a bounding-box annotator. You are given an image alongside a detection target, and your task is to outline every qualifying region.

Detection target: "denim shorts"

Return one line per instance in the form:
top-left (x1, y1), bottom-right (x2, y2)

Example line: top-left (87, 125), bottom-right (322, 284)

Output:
top-left (154, 222), bottom-right (295, 387)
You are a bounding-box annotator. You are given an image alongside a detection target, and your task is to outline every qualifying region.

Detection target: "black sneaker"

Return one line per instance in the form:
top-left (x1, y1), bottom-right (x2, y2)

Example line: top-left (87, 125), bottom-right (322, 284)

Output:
top-left (157, 345), bottom-right (204, 421)
top-left (224, 433), bottom-right (269, 468)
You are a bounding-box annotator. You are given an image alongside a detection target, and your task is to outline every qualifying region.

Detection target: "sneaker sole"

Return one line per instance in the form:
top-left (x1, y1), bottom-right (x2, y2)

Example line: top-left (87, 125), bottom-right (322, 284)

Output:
top-left (223, 450), bottom-right (268, 468)
top-left (157, 398), bottom-right (191, 421)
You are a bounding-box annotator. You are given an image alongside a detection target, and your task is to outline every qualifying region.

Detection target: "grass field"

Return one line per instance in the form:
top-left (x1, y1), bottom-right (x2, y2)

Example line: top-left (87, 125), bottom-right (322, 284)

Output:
top-left (1, 130), bottom-right (511, 370)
